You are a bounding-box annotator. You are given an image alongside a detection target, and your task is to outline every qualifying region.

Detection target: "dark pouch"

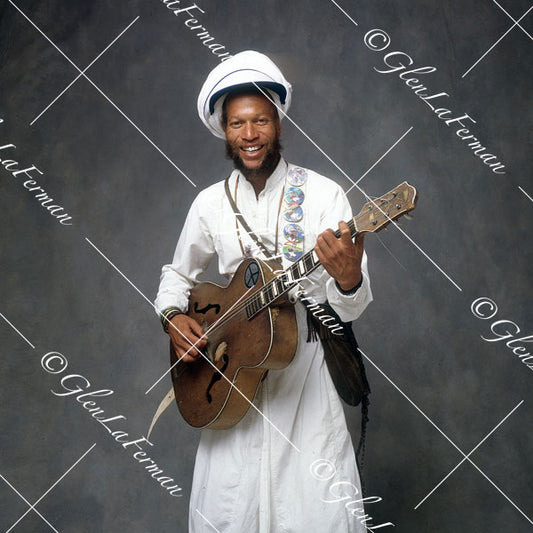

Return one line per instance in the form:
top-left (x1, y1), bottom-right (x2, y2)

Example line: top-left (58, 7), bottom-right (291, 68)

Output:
top-left (306, 303), bottom-right (370, 466)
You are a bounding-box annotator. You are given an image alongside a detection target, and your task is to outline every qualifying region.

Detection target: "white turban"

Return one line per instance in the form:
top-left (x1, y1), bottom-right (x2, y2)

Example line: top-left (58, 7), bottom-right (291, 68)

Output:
top-left (197, 50), bottom-right (292, 139)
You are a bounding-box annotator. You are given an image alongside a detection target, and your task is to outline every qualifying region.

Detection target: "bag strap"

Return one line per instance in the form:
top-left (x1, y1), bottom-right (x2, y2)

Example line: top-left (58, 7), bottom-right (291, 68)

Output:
top-left (306, 304), bottom-right (371, 486)
top-left (224, 177), bottom-right (273, 259)
top-left (225, 176), bottom-right (370, 484)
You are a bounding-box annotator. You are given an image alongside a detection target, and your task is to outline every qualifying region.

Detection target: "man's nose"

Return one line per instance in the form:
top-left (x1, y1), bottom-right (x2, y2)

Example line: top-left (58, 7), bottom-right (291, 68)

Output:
top-left (242, 122), bottom-right (258, 140)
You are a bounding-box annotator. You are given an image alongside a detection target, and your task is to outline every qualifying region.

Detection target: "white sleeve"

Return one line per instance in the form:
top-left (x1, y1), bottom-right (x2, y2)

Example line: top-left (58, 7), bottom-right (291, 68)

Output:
top-left (154, 194), bottom-right (216, 315)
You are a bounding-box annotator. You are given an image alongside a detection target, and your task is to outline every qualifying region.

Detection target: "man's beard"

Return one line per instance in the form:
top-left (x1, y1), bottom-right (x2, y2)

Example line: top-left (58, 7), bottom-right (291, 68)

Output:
top-left (225, 137), bottom-right (282, 180)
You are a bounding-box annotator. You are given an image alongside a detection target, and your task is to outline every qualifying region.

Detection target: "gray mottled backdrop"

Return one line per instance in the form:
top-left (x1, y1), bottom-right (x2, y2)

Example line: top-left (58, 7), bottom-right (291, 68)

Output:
top-left (1, 1), bottom-right (531, 532)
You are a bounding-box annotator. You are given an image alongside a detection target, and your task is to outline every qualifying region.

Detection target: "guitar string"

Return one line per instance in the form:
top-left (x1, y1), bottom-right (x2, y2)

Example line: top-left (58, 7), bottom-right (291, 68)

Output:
top-left (199, 191), bottom-right (409, 339)
top-left (201, 196), bottom-right (402, 338)
top-left (200, 221), bottom-right (363, 338)
top-left (202, 233), bottom-right (348, 336)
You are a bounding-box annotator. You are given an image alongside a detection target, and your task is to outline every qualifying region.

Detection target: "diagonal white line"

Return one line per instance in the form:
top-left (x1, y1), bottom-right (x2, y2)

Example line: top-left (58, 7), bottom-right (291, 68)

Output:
top-left (347, 126), bottom-right (414, 190)
top-left (329, 0), bottom-right (358, 26)
top-left (459, 448), bottom-right (533, 525)
top-left (86, 236), bottom-right (205, 391)
top-left (195, 509), bottom-right (222, 532)
top-left (251, 83), bottom-right (463, 292)
top-left (9, 1), bottom-right (196, 187)
top-left (31, 16), bottom-right (140, 125)
top-left (359, 349), bottom-right (472, 468)
top-left (414, 400), bottom-right (524, 509)
top-left (360, 348), bottom-right (533, 525)
top-left (386, 213), bottom-right (462, 291)
top-left (145, 282), bottom-right (256, 394)
top-left (87, 235), bottom-right (225, 392)
top-left (374, 232), bottom-right (408, 271)
top-left (88, 233), bottom-right (242, 385)
top-left (252, 81), bottom-right (357, 188)
top-left (492, 0), bottom-right (533, 40)
top-left (462, 6), bottom-right (533, 78)
top-left (5, 443), bottom-right (96, 532)
top-left (85, 237), bottom-right (300, 452)
top-left (0, 312), bottom-right (35, 349)
top-left (85, 237), bottom-right (155, 307)
top-left (1, 475), bottom-right (59, 533)
top-left (518, 185), bottom-right (533, 203)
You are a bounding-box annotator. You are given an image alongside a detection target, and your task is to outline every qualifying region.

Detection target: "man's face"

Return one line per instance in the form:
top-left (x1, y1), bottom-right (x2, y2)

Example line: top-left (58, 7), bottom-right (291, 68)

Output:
top-left (224, 93), bottom-right (281, 178)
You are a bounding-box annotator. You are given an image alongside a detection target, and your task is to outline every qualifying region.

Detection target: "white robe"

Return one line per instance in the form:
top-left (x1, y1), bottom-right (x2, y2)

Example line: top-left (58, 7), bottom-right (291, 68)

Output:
top-left (155, 158), bottom-right (373, 532)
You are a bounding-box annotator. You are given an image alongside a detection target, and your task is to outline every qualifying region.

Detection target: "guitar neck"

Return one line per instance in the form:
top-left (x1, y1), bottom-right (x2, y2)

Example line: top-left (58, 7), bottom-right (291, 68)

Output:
top-left (245, 181), bottom-right (418, 319)
top-left (245, 217), bottom-right (360, 319)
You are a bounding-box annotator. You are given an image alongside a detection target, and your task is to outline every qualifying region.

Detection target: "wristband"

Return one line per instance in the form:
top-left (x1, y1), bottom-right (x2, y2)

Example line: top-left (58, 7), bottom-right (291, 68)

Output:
top-left (160, 306), bottom-right (184, 333)
top-left (335, 273), bottom-right (363, 296)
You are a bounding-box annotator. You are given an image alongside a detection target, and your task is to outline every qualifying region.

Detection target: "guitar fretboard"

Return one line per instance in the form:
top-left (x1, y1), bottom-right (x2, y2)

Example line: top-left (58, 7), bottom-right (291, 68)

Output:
top-left (245, 218), bottom-right (359, 319)
top-left (243, 181), bottom-right (416, 320)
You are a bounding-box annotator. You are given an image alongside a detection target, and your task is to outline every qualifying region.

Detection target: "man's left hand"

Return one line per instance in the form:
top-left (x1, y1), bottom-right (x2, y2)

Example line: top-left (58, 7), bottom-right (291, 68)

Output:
top-left (314, 221), bottom-right (364, 291)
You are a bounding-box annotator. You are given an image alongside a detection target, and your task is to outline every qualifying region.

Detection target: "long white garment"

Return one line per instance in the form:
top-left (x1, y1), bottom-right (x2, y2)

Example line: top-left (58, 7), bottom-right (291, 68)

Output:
top-left (155, 158), bottom-right (373, 533)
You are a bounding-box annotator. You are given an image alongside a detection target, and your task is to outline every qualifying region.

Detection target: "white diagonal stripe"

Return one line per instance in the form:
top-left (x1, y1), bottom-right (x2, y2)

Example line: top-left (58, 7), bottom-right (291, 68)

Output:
top-left (1, 475), bottom-right (59, 533)
top-left (361, 349), bottom-right (532, 525)
top-left (414, 400), bottom-right (524, 508)
top-left (9, 1), bottom-right (196, 187)
top-left (0, 312), bottom-right (35, 349)
top-left (462, 7), bottom-right (533, 78)
top-left (329, 0), bottom-right (358, 26)
top-left (5, 443), bottom-right (96, 532)
top-left (31, 16), bottom-right (140, 125)
top-left (195, 509), bottom-right (222, 532)
top-left (518, 186), bottom-right (533, 203)
top-left (492, 0), bottom-right (533, 39)
top-left (347, 126), bottom-right (413, 189)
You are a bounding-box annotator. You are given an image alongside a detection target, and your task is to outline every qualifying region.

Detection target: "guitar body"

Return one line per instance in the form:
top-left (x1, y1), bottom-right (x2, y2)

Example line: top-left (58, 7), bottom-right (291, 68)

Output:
top-left (168, 181), bottom-right (418, 430)
top-left (170, 258), bottom-right (298, 429)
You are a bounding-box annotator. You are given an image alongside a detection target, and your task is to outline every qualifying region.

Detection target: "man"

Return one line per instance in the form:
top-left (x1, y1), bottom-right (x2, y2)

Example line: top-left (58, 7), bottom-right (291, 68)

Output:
top-left (155, 50), bottom-right (372, 532)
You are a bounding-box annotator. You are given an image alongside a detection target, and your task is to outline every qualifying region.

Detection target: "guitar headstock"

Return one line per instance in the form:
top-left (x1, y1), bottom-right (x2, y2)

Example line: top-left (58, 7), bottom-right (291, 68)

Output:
top-left (356, 181), bottom-right (418, 233)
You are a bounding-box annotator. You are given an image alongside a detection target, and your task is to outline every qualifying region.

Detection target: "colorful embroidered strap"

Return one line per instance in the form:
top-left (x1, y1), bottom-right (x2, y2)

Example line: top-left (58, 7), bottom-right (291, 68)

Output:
top-left (282, 166), bottom-right (308, 262)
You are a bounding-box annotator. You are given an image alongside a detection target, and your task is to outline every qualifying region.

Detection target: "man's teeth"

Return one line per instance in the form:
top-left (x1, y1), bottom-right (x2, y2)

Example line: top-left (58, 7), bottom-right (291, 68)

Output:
top-left (242, 146), bottom-right (261, 152)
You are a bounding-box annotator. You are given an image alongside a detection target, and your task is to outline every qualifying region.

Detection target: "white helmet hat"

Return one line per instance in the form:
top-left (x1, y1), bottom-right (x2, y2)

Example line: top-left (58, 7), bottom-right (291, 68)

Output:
top-left (197, 50), bottom-right (292, 139)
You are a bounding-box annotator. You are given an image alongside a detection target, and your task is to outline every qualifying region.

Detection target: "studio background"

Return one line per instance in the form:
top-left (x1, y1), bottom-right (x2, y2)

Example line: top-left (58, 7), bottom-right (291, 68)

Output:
top-left (1, 1), bottom-right (531, 532)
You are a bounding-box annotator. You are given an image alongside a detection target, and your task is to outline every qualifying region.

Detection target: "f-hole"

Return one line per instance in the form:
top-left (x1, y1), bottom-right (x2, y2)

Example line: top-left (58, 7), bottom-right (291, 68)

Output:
top-left (194, 302), bottom-right (221, 315)
top-left (206, 353), bottom-right (229, 403)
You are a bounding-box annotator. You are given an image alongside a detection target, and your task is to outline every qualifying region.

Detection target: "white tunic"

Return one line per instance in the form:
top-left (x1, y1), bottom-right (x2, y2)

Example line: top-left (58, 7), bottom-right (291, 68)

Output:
top-left (155, 159), bottom-right (373, 533)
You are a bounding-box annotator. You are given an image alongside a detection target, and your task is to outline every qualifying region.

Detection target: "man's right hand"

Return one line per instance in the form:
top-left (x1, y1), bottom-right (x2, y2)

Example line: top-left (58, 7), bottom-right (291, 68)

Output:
top-left (168, 314), bottom-right (207, 363)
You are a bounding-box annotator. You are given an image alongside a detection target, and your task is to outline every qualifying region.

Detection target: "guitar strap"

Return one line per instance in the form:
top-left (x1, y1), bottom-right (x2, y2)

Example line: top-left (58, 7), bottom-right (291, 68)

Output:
top-left (224, 177), bottom-right (274, 259)
top-left (224, 175), bottom-right (370, 474)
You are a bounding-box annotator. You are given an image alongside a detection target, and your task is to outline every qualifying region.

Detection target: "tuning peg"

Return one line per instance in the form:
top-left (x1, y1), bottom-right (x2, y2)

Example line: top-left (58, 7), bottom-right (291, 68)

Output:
top-left (404, 213), bottom-right (413, 220)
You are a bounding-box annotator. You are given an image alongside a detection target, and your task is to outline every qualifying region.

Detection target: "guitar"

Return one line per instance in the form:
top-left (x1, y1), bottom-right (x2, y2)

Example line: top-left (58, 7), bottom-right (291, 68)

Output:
top-left (170, 181), bottom-right (418, 429)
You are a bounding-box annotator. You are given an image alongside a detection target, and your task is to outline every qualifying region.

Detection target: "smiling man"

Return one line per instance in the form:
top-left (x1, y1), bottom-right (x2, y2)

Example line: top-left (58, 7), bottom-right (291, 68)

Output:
top-left (155, 50), bottom-right (373, 532)
top-left (224, 89), bottom-right (282, 192)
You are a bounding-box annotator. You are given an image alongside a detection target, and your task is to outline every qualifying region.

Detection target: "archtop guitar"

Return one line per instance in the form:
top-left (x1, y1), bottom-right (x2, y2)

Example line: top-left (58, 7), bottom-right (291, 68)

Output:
top-left (170, 181), bottom-right (418, 429)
